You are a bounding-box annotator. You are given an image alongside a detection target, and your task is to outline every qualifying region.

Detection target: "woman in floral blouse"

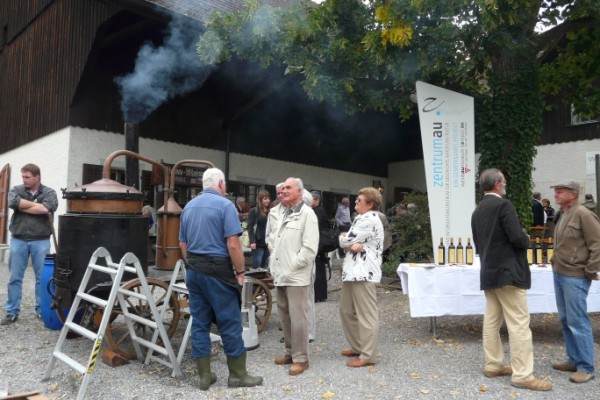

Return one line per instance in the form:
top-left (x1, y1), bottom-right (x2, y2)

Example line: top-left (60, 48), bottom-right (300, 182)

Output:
top-left (338, 187), bottom-right (384, 368)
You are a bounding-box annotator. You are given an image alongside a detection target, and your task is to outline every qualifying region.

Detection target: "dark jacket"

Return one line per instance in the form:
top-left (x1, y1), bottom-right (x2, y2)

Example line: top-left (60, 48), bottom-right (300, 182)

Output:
top-left (8, 183), bottom-right (58, 240)
top-left (531, 199), bottom-right (545, 226)
top-left (247, 207), bottom-right (268, 248)
top-left (312, 205), bottom-right (330, 231)
top-left (471, 194), bottom-right (531, 290)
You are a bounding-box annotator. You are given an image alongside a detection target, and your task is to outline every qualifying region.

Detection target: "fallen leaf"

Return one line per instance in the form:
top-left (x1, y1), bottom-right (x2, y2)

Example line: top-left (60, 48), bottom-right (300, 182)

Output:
top-left (478, 385), bottom-right (487, 392)
top-left (432, 337), bottom-right (445, 345)
top-left (283, 385), bottom-right (292, 393)
top-left (409, 372), bottom-right (420, 378)
top-left (449, 390), bottom-right (459, 395)
top-left (420, 388), bottom-right (430, 394)
top-left (369, 366), bottom-right (376, 373)
top-left (322, 391), bottom-right (335, 398)
top-left (49, 384), bottom-right (59, 392)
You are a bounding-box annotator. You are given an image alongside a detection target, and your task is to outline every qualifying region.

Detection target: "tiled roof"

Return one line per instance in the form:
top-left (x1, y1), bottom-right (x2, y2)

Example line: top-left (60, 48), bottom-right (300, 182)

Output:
top-left (142, 0), bottom-right (298, 21)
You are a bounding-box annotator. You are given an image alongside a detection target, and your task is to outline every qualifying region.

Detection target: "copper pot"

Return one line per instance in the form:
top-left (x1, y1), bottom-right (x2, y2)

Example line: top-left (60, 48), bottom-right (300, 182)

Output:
top-left (62, 150), bottom-right (169, 214)
top-left (63, 179), bottom-right (144, 214)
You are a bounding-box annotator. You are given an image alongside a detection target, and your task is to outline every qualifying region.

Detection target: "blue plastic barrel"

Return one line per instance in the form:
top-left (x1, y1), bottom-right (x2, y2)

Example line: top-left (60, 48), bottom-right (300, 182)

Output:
top-left (41, 256), bottom-right (66, 330)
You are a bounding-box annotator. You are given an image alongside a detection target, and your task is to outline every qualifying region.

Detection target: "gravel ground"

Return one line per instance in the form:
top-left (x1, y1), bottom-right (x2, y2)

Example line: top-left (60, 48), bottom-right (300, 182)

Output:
top-left (1, 257), bottom-right (599, 400)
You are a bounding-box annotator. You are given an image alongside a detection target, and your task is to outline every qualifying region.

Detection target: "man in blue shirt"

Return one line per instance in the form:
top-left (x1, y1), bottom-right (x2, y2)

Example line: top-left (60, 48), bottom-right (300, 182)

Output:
top-left (179, 167), bottom-right (262, 390)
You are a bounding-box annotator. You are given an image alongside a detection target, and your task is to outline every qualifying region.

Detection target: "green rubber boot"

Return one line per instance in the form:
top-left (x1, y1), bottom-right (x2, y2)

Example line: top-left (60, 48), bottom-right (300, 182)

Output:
top-left (227, 352), bottom-right (263, 388)
top-left (195, 356), bottom-right (217, 391)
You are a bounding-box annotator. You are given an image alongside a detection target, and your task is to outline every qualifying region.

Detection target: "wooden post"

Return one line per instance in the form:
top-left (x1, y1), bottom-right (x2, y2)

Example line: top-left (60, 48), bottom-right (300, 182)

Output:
top-left (594, 154), bottom-right (600, 215)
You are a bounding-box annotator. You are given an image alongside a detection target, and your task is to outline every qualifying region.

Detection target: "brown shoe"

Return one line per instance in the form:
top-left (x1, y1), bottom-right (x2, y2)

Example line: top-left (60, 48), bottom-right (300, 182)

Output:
top-left (274, 355), bottom-right (293, 365)
top-left (341, 349), bottom-right (360, 358)
top-left (552, 362), bottom-right (577, 372)
top-left (570, 371), bottom-right (594, 383)
top-left (511, 378), bottom-right (553, 391)
top-left (484, 365), bottom-right (512, 378)
top-left (289, 362), bottom-right (309, 375)
top-left (347, 358), bottom-right (375, 368)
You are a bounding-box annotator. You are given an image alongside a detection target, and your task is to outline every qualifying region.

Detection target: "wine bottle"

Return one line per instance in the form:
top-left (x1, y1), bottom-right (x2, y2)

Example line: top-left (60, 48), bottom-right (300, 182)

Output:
top-left (437, 237), bottom-right (445, 265)
top-left (546, 237), bottom-right (554, 264)
top-left (448, 237), bottom-right (456, 264)
top-left (526, 240), bottom-right (534, 265)
top-left (465, 237), bottom-right (474, 265)
top-left (456, 237), bottom-right (464, 265)
top-left (535, 237), bottom-right (543, 264)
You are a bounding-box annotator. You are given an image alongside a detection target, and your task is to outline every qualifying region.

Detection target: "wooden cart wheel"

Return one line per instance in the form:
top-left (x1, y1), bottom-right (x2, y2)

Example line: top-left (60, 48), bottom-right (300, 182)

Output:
top-left (251, 277), bottom-right (272, 333)
top-left (102, 278), bottom-right (181, 360)
top-left (56, 286), bottom-right (108, 333)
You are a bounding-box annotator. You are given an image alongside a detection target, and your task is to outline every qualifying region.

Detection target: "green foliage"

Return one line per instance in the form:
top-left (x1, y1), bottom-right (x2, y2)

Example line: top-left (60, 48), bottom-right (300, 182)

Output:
top-left (477, 58), bottom-right (542, 227)
top-left (195, 0), bottom-right (600, 227)
top-left (540, 24), bottom-right (600, 118)
top-left (385, 194), bottom-right (433, 269)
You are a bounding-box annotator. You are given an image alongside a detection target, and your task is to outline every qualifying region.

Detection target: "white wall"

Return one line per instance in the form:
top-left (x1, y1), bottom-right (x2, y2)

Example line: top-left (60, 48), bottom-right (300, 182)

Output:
top-left (388, 138), bottom-right (600, 208)
top-left (532, 139), bottom-right (600, 205)
top-left (1, 127), bottom-right (388, 246)
top-left (1, 129), bottom-right (71, 251)
top-left (5, 127), bottom-right (598, 245)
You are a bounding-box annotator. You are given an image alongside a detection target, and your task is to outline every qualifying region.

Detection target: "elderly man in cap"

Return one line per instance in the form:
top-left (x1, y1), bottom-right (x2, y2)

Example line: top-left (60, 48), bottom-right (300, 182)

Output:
top-left (550, 180), bottom-right (600, 384)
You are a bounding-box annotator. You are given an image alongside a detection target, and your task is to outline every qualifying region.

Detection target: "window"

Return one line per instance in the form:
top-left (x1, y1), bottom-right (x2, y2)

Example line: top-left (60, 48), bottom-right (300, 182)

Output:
top-left (571, 104), bottom-right (600, 125)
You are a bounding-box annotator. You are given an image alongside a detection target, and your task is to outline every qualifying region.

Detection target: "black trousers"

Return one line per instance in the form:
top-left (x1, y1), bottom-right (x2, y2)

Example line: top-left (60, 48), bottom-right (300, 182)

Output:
top-left (314, 253), bottom-right (328, 302)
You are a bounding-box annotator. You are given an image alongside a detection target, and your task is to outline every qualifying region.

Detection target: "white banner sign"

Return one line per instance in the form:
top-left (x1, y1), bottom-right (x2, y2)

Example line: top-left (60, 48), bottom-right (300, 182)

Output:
top-left (416, 81), bottom-right (476, 264)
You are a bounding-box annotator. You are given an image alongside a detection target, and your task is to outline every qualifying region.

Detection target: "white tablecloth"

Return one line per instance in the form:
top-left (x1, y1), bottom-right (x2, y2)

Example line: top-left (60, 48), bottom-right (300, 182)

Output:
top-left (397, 263), bottom-right (600, 317)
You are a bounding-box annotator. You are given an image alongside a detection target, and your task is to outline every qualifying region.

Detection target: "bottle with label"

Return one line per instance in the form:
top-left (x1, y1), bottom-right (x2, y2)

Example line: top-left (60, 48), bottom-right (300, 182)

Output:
top-left (456, 237), bottom-right (464, 265)
top-left (437, 237), bottom-right (445, 265)
top-left (448, 237), bottom-right (456, 264)
top-left (526, 240), bottom-right (534, 265)
top-left (465, 237), bottom-right (474, 265)
top-left (535, 237), bottom-right (543, 264)
top-left (546, 237), bottom-right (554, 264)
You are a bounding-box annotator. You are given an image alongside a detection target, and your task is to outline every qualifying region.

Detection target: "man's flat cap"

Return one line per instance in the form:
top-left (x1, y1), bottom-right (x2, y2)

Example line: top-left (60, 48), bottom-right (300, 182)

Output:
top-left (550, 180), bottom-right (580, 192)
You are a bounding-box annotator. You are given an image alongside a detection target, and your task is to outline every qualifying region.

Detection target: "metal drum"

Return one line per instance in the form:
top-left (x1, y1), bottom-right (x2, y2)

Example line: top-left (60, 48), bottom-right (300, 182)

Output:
top-left (58, 213), bottom-right (148, 293)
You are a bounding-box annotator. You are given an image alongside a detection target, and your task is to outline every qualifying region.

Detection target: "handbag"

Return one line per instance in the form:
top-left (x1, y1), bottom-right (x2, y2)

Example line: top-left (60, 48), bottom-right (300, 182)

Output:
top-left (241, 221), bottom-right (251, 248)
top-left (318, 227), bottom-right (340, 253)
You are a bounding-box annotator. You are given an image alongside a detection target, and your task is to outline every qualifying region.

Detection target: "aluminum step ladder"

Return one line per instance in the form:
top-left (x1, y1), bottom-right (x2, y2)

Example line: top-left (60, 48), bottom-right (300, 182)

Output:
top-left (42, 247), bottom-right (181, 400)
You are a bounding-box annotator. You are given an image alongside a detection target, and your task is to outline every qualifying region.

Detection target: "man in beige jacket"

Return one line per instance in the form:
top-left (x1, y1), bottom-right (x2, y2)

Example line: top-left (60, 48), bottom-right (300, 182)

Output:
top-left (270, 177), bottom-right (318, 376)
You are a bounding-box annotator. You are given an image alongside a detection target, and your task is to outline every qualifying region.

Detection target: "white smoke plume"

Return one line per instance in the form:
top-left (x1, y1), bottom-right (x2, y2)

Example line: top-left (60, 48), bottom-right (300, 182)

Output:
top-left (114, 13), bottom-right (211, 123)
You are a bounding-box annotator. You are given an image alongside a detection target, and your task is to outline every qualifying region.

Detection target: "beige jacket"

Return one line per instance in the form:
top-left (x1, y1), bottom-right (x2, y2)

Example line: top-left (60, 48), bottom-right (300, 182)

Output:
top-left (553, 203), bottom-right (600, 277)
top-left (269, 202), bottom-right (319, 286)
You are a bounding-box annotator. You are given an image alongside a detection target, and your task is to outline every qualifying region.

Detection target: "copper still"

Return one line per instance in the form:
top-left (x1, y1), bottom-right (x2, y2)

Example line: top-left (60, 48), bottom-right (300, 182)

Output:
top-left (59, 150), bottom-right (170, 291)
top-left (154, 159), bottom-right (215, 270)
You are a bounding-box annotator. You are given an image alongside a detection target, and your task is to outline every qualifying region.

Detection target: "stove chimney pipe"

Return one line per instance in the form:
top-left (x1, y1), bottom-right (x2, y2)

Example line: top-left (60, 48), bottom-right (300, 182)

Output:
top-left (124, 122), bottom-right (140, 188)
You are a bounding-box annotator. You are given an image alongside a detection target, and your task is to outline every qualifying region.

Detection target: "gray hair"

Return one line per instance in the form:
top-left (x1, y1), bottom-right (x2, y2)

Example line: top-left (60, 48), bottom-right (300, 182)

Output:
top-left (286, 177), bottom-right (304, 191)
top-left (479, 168), bottom-right (503, 192)
top-left (202, 167), bottom-right (225, 190)
top-left (142, 205), bottom-right (154, 214)
top-left (302, 189), bottom-right (313, 206)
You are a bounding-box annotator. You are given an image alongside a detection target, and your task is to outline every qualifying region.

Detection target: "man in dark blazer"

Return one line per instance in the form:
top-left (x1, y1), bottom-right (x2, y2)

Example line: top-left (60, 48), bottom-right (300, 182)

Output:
top-left (471, 168), bottom-right (552, 392)
top-left (531, 192), bottom-right (546, 227)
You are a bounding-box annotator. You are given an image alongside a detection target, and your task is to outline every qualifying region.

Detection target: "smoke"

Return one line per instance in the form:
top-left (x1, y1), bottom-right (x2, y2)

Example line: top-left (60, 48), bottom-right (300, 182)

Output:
top-left (114, 13), bottom-right (211, 123)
